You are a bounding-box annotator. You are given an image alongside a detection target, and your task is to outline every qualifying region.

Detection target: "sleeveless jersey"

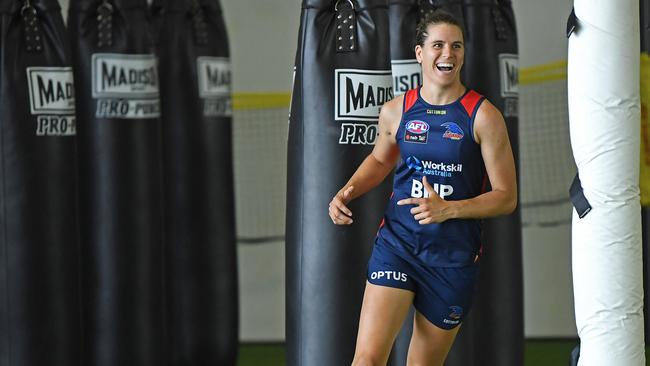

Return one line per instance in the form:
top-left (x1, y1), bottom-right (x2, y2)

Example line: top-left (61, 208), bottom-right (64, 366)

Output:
top-left (377, 87), bottom-right (487, 267)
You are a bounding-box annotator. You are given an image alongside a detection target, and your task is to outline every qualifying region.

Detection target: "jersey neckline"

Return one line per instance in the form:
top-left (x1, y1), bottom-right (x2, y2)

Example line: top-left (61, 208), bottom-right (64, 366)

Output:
top-left (416, 86), bottom-right (469, 108)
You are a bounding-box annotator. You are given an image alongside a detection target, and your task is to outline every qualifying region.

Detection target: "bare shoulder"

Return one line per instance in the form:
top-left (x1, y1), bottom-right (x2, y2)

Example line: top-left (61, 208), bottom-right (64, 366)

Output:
top-left (473, 98), bottom-right (507, 144)
top-left (378, 95), bottom-right (404, 133)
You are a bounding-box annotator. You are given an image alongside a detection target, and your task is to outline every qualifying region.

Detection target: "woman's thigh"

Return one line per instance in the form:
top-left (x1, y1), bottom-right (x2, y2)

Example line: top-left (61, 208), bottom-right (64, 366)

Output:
top-left (406, 310), bottom-right (460, 366)
top-left (353, 281), bottom-right (415, 365)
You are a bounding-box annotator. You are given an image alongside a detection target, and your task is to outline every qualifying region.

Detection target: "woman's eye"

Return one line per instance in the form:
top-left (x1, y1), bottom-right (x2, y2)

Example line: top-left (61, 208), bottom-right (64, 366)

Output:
top-left (433, 43), bottom-right (443, 48)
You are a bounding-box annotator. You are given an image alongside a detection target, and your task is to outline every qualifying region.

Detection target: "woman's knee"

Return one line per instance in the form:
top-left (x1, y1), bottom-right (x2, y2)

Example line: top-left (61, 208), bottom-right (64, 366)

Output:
top-left (351, 352), bottom-right (385, 366)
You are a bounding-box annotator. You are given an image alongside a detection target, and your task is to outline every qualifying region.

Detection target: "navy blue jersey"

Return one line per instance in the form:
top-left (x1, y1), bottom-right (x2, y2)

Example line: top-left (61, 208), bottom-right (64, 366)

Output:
top-left (377, 87), bottom-right (487, 267)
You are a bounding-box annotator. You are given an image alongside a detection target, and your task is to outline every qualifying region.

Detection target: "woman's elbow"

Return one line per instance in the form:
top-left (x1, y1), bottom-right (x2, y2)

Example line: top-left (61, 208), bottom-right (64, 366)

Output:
top-left (504, 191), bottom-right (518, 215)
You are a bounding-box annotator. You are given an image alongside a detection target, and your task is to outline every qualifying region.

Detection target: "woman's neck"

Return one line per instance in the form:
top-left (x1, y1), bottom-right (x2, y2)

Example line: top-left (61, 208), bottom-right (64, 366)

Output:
top-left (419, 82), bottom-right (466, 105)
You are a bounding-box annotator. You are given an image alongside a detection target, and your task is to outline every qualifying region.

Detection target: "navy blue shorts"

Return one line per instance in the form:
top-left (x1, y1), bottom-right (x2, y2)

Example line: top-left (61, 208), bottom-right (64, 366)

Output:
top-left (366, 241), bottom-right (479, 330)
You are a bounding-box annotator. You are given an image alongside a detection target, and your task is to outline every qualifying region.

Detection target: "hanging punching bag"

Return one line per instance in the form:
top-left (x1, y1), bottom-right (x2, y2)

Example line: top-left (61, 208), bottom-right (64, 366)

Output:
top-left (446, 1), bottom-right (524, 365)
top-left (0, 0), bottom-right (80, 365)
top-left (151, 0), bottom-right (238, 364)
top-left (68, 1), bottom-right (165, 365)
top-left (287, 0), bottom-right (393, 364)
top-left (387, 3), bottom-right (417, 360)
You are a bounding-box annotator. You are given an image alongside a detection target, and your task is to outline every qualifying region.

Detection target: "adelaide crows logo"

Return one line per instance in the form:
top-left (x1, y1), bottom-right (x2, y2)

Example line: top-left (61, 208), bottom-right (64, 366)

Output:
top-left (448, 306), bottom-right (463, 320)
top-left (441, 122), bottom-right (464, 140)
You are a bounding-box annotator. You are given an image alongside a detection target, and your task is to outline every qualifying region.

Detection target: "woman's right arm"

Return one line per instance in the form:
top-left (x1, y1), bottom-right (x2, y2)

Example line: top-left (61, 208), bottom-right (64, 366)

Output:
top-left (328, 96), bottom-right (403, 225)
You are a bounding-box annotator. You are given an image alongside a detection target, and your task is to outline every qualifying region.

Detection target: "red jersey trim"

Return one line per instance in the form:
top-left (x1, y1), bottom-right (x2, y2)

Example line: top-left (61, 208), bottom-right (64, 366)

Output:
top-left (403, 89), bottom-right (418, 113)
top-left (460, 90), bottom-right (483, 118)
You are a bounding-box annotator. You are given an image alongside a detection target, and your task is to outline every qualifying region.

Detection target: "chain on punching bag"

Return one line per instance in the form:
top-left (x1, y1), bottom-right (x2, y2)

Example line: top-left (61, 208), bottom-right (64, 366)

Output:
top-left (68, 0), bottom-right (165, 365)
top-left (287, 0), bottom-right (393, 364)
top-left (0, 0), bottom-right (81, 365)
top-left (151, 0), bottom-right (238, 364)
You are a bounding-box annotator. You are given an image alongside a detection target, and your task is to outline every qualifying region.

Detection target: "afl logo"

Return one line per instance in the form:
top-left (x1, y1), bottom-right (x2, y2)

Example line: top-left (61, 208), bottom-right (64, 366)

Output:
top-left (441, 122), bottom-right (464, 140)
top-left (404, 120), bottom-right (429, 144)
top-left (406, 120), bottom-right (429, 134)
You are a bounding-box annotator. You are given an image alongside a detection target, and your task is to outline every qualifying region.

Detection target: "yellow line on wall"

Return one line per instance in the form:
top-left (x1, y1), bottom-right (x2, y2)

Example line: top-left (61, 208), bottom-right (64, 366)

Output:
top-left (233, 92), bottom-right (291, 110)
top-left (520, 60), bottom-right (567, 76)
top-left (520, 72), bottom-right (567, 85)
top-left (520, 60), bottom-right (567, 85)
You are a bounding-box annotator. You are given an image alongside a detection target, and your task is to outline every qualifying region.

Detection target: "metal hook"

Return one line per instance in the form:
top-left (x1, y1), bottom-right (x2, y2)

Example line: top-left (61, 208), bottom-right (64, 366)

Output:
top-left (98, 0), bottom-right (113, 14)
top-left (20, 0), bottom-right (36, 18)
top-left (334, 0), bottom-right (354, 12)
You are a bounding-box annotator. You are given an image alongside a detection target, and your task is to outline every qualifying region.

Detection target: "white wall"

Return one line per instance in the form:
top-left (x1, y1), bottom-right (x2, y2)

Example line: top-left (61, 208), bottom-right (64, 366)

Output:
top-left (511, 0), bottom-right (577, 338)
top-left (513, 0), bottom-right (572, 67)
top-left (221, 0), bottom-right (300, 93)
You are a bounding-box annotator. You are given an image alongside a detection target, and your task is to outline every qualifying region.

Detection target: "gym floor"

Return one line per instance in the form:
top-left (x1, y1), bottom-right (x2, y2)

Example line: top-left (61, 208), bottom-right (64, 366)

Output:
top-left (237, 340), bottom-right (646, 365)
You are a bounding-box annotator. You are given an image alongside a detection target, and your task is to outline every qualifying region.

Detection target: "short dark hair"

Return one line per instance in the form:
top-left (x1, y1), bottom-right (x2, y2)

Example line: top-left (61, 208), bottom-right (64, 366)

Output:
top-left (415, 11), bottom-right (465, 47)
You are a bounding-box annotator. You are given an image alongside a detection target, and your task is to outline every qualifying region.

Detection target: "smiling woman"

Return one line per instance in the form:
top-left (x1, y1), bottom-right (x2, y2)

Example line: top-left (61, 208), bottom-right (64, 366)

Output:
top-left (328, 10), bottom-right (517, 366)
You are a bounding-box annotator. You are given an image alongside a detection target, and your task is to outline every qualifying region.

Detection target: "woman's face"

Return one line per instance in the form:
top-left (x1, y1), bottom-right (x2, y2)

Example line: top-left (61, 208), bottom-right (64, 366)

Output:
top-left (415, 23), bottom-right (465, 88)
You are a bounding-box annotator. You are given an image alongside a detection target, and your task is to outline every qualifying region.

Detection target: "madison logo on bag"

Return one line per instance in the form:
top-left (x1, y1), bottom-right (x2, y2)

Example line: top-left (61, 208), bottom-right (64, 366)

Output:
top-left (197, 57), bottom-right (232, 117)
top-left (26, 67), bottom-right (76, 136)
top-left (335, 69), bottom-right (392, 145)
top-left (92, 53), bottom-right (160, 119)
top-left (498, 54), bottom-right (518, 98)
top-left (391, 59), bottom-right (421, 96)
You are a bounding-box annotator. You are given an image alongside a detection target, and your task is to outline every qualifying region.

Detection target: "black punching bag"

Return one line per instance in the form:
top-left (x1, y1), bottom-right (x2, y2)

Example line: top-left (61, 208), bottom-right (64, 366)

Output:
top-left (287, 0), bottom-right (393, 364)
top-left (151, 0), bottom-right (238, 364)
top-left (68, 1), bottom-right (165, 365)
top-left (447, 1), bottom-right (523, 365)
top-left (0, 0), bottom-right (80, 365)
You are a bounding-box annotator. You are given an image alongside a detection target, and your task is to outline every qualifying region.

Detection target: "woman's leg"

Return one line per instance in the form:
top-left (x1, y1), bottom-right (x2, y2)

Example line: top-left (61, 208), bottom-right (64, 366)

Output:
top-left (351, 282), bottom-right (415, 366)
top-left (406, 310), bottom-right (460, 366)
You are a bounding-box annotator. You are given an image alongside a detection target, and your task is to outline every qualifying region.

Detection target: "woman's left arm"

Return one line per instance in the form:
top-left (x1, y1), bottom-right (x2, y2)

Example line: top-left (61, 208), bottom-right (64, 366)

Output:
top-left (397, 100), bottom-right (517, 224)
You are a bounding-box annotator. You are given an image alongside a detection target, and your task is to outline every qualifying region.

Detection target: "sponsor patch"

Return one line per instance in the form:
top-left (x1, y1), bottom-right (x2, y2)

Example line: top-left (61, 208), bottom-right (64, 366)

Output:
top-left (26, 67), bottom-right (76, 136)
top-left (404, 120), bottom-right (429, 143)
top-left (405, 156), bottom-right (423, 172)
top-left (391, 59), bottom-right (422, 96)
top-left (498, 54), bottom-right (518, 98)
top-left (197, 56), bottom-right (232, 117)
top-left (370, 271), bottom-right (408, 283)
top-left (441, 122), bottom-right (464, 140)
top-left (411, 179), bottom-right (453, 199)
top-left (405, 155), bottom-right (462, 177)
top-left (92, 53), bottom-right (160, 119)
top-left (427, 109), bottom-right (446, 115)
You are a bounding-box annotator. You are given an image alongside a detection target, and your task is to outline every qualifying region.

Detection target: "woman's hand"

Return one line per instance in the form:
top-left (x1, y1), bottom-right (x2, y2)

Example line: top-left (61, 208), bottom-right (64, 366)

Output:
top-left (329, 186), bottom-right (355, 225)
top-left (397, 176), bottom-right (451, 224)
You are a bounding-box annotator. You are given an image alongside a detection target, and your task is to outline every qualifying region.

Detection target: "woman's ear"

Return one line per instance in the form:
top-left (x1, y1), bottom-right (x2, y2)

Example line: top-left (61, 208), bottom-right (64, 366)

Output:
top-left (415, 45), bottom-right (422, 64)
